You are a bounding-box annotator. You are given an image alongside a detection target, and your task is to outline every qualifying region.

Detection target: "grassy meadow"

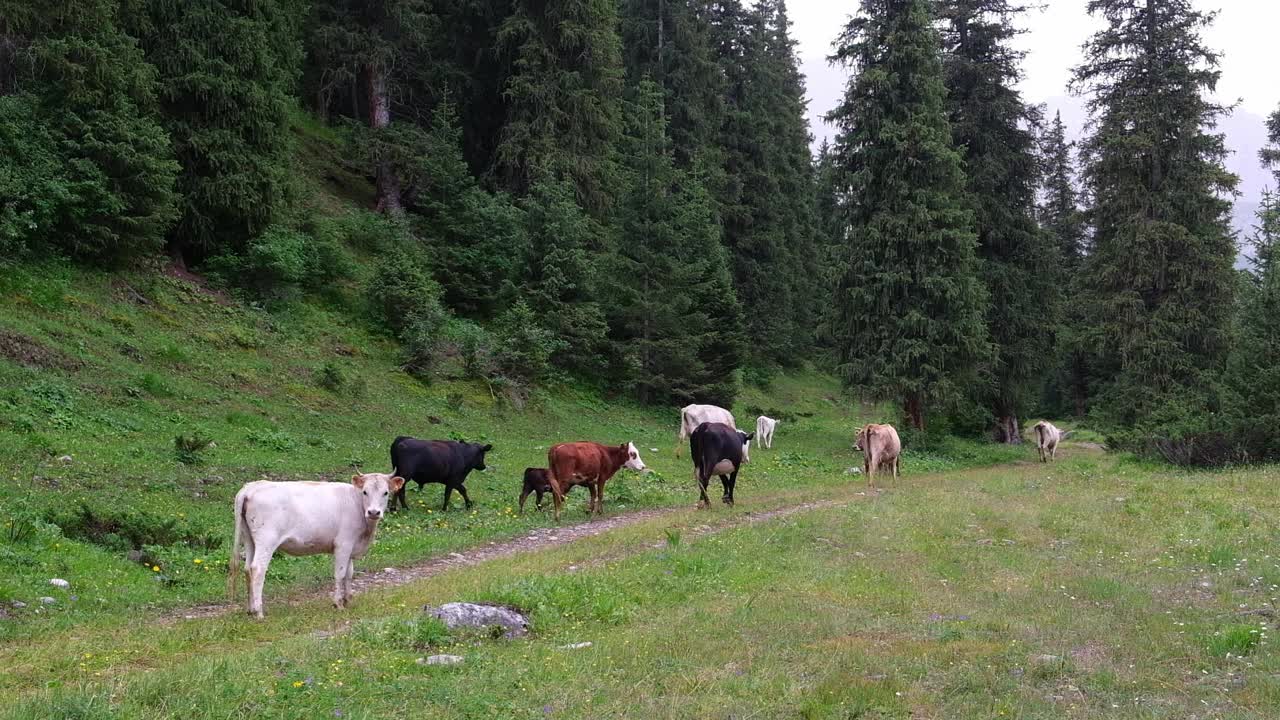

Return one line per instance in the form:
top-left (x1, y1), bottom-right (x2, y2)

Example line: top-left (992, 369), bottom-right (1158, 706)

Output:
top-left (5, 262), bottom-right (1280, 718)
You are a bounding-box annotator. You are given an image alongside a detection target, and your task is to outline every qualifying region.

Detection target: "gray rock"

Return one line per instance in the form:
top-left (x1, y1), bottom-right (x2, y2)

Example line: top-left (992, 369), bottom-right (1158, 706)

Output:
top-left (58, 455), bottom-right (73, 464)
top-left (1033, 654), bottom-right (1061, 665)
top-left (38, 596), bottom-right (56, 605)
top-left (558, 642), bottom-right (592, 650)
top-left (49, 578), bottom-right (70, 589)
top-left (844, 467), bottom-right (862, 475)
top-left (11, 601), bottom-right (26, 609)
top-left (426, 602), bottom-right (529, 638)
top-left (418, 654), bottom-right (464, 666)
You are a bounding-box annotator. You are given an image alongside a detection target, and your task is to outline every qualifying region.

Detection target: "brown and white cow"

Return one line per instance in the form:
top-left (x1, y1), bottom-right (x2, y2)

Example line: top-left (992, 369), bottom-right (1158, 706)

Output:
top-left (1032, 421), bottom-right (1066, 463)
top-left (547, 442), bottom-right (646, 522)
top-left (755, 415), bottom-right (778, 449)
top-left (228, 473), bottom-right (403, 618)
top-left (855, 423), bottom-right (901, 487)
top-left (676, 404), bottom-right (736, 457)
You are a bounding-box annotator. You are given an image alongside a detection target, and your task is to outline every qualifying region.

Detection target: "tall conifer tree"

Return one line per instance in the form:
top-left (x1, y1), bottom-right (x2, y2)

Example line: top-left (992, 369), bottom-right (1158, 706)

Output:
top-left (827, 0), bottom-right (988, 430)
top-left (938, 0), bottom-right (1054, 442)
top-left (496, 0), bottom-right (625, 216)
top-left (1072, 0), bottom-right (1237, 432)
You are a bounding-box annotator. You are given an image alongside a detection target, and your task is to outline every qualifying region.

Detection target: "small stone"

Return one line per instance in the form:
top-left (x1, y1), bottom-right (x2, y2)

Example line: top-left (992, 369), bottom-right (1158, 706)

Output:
top-left (58, 455), bottom-right (73, 464)
top-left (126, 549), bottom-right (146, 563)
top-left (38, 597), bottom-right (57, 605)
top-left (559, 642), bottom-right (592, 650)
top-left (449, 553), bottom-right (464, 560)
top-left (1033, 654), bottom-right (1061, 664)
top-left (383, 567), bottom-right (397, 574)
top-left (650, 448), bottom-right (659, 453)
top-left (418, 654), bottom-right (464, 666)
top-left (11, 601), bottom-right (26, 609)
top-left (844, 467), bottom-right (862, 475)
top-left (49, 578), bottom-right (70, 589)
top-left (426, 602), bottom-right (530, 638)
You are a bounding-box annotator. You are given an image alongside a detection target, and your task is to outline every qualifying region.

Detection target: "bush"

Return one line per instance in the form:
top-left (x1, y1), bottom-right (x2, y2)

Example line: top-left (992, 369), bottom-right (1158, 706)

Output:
top-left (1108, 394), bottom-right (1245, 467)
top-left (439, 319), bottom-right (495, 378)
top-left (47, 503), bottom-right (220, 553)
top-left (207, 223), bottom-right (354, 297)
top-left (173, 433), bottom-right (213, 465)
top-left (492, 300), bottom-right (562, 385)
top-left (339, 209), bottom-right (410, 253)
top-left (314, 360), bottom-right (365, 396)
top-left (366, 248), bottom-right (448, 335)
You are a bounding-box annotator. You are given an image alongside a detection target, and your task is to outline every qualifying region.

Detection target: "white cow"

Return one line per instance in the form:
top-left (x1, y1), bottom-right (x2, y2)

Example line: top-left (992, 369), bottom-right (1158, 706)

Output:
top-left (228, 472), bottom-right (404, 618)
top-left (676, 404), bottom-right (740, 459)
top-left (1032, 421), bottom-right (1069, 463)
top-left (755, 416), bottom-right (779, 449)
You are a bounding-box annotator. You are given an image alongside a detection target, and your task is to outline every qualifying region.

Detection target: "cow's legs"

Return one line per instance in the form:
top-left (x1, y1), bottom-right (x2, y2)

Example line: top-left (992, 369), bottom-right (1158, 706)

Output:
top-left (454, 481), bottom-right (473, 509)
top-left (247, 538), bottom-right (280, 619)
top-left (535, 489), bottom-right (546, 511)
top-left (892, 457), bottom-right (900, 481)
top-left (551, 483), bottom-right (565, 523)
top-left (720, 474), bottom-right (734, 506)
top-left (697, 474), bottom-right (711, 508)
top-left (441, 484), bottom-right (454, 511)
top-left (394, 483), bottom-right (409, 511)
top-left (518, 487), bottom-right (532, 514)
top-left (332, 548), bottom-right (353, 608)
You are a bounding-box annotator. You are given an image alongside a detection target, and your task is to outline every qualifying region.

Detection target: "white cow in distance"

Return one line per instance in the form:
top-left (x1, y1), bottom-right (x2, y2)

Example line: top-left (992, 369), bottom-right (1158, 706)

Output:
top-left (755, 416), bottom-right (779, 449)
top-left (228, 473), bottom-right (404, 618)
top-left (1032, 421), bottom-right (1070, 462)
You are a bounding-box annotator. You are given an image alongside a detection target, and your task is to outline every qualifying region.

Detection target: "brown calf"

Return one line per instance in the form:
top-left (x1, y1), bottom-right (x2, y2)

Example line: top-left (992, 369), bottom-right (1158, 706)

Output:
top-left (546, 441), bottom-right (646, 522)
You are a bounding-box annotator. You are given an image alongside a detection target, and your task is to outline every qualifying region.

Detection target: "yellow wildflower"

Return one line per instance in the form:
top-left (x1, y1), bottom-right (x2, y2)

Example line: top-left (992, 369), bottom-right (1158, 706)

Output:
top-left (193, 558), bottom-right (203, 564)
top-left (152, 566), bottom-right (160, 572)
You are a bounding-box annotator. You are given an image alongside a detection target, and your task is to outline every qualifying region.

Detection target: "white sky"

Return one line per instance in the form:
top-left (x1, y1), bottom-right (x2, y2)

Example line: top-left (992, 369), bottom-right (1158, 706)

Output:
top-left (791, 0), bottom-right (1280, 226)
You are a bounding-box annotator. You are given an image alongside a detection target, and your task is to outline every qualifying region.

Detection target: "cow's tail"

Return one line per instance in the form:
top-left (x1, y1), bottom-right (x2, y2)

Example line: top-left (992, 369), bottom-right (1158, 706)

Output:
top-left (1060, 429), bottom-right (1074, 440)
top-left (227, 490), bottom-right (248, 600)
top-left (1034, 423), bottom-right (1046, 446)
top-left (675, 411), bottom-right (688, 457)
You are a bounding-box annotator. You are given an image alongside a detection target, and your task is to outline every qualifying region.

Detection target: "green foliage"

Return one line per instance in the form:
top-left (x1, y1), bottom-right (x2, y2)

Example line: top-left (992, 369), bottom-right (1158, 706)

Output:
top-left (495, 0), bottom-right (625, 214)
top-left (608, 79), bottom-right (745, 406)
top-left (47, 502), bottom-right (220, 553)
top-left (314, 360), bottom-right (365, 397)
top-left (173, 433), bottom-right (214, 465)
top-left (206, 224), bottom-right (353, 298)
top-left (938, 0), bottom-right (1057, 439)
top-left (491, 300), bottom-right (562, 387)
top-left (1, 1), bottom-right (179, 260)
top-left (1072, 0), bottom-right (1237, 428)
top-left (365, 247), bottom-right (447, 336)
top-left (128, 0), bottom-right (303, 264)
top-left (826, 0), bottom-right (989, 429)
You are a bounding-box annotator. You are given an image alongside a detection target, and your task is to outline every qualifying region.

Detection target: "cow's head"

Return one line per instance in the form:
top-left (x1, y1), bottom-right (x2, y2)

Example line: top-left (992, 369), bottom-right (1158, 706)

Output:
top-left (471, 443), bottom-right (493, 471)
top-left (854, 426), bottom-right (870, 452)
top-left (739, 431), bottom-right (755, 463)
top-left (623, 442), bottom-right (646, 471)
top-left (352, 473), bottom-right (404, 520)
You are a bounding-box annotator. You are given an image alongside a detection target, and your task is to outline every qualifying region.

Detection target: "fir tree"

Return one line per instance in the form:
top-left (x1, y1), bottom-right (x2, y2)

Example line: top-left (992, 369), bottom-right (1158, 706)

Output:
top-left (1037, 111), bottom-right (1090, 417)
top-left (1071, 0), bottom-right (1237, 433)
top-left (496, 0), bottom-right (625, 215)
top-left (608, 79), bottom-right (745, 405)
top-left (1, 0), bottom-right (178, 260)
top-left (827, 0), bottom-right (989, 430)
top-left (938, 0), bottom-right (1055, 442)
top-left (129, 0), bottom-right (303, 265)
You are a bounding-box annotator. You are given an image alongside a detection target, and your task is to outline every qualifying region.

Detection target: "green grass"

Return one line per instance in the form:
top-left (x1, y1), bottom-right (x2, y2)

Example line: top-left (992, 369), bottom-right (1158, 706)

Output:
top-left (4, 451), bottom-right (1280, 717)
top-left (0, 260), bottom-right (1022, 646)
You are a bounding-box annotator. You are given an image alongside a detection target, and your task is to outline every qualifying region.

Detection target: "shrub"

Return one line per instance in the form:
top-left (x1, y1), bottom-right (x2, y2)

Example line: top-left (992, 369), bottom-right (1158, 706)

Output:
top-left (440, 319), bottom-right (495, 378)
top-left (47, 503), bottom-right (220, 552)
top-left (492, 300), bottom-right (562, 385)
top-left (245, 427), bottom-right (299, 451)
top-left (314, 360), bottom-right (364, 396)
top-left (366, 248), bottom-right (448, 335)
top-left (174, 433), bottom-right (213, 465)
top-left (207, 223), bottom-right (354, 297)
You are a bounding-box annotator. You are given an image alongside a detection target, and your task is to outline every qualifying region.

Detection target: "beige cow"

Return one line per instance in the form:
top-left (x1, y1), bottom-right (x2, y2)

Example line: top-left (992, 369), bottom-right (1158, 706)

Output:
top-left (855, 423), bottom-right (901, 487)
top-left (1032, 421), bottom-right (1067, 462)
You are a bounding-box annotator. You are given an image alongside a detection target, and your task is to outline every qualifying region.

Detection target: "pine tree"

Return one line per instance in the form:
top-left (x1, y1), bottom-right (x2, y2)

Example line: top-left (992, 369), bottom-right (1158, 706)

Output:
top-left (1, 0), bottom-right (178, 260)
top-left (608, 79), bottom-right (745, 405)
top-left (1072, 0), bottom-right (1237, 434)
top-left (619, 0), bottom-right (724, 170)
top-left (1227, 105), bottom-right (1280, 460)
top-left (826, 0), bottom-right (989, 431)
top-left (129, 0), bottom-right (303, 265)
top-left (495, 0), bottom-right (625, 215)
top-left (1037, 111), bottom-right (1090, 417)
top-left (938, 0), bottom-right (1055, 442)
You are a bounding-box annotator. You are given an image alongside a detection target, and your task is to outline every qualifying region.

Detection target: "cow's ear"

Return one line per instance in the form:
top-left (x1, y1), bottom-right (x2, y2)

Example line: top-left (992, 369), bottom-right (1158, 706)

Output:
top-left (746, 433), bottom-right (755, 441)
top-left (482, 444), bottom-right (493, 452)
top-left (390, 476), bottom-right (405, 492)
top-left (351, 474), bottom-right (366, 488)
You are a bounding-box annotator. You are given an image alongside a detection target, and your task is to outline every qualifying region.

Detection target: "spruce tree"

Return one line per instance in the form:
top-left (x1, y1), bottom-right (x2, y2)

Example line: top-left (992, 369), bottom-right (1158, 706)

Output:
top-left (609, 79), bottom-right (745, 405)
top-left (1226, 106), bottom-right (1280, 459)
top-left (1, 0), bottom-right (178, 260)
top-left (1072, 0), bottom-right (1237, 435)
top-left (129, 0), bottom-right (303, 265)
top-left (1037, 111), bottom-right (1090, 417)
top-left (495, 0), bottom-right (625, 215)
top-left (826, 0), bottom-right (989, 431)
top-left (938, 0), bottom-right (1055, 442)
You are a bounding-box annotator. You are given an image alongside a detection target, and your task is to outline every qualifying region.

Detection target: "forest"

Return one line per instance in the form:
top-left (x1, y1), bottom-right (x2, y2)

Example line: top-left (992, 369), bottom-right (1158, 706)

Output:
top-left (3, 0), bottom-right (1280, 467)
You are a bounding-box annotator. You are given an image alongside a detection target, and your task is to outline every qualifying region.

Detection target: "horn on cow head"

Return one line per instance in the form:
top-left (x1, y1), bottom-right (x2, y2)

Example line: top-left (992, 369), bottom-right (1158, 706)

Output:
top-left (351, 474), bottom-right (366, 488)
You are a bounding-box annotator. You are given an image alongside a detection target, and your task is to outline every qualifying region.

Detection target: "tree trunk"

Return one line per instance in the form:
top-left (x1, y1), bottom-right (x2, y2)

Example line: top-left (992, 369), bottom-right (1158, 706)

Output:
top-left (366, 63), bottom-right (402, 216)
top-left (993, 413), bottom-right (1020, 444)
top-left (904, 394), bottom-right (925, 431)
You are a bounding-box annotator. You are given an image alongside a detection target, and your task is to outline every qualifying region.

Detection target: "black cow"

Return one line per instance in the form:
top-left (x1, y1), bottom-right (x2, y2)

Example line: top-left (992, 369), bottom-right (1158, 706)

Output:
top-left (689, 422), bottom-right (753, 508)
top-left (518, 467), bottom-right (553, 514)
top-left (389, 437), bottom-right (492, 511)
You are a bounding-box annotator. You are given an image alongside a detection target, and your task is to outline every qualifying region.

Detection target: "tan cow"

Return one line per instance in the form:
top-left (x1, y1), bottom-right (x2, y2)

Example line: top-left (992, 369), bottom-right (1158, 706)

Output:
top-left (855, 423), bottom-right (901, 487)
top-left (1032, 421), bottom-right (1066, 462)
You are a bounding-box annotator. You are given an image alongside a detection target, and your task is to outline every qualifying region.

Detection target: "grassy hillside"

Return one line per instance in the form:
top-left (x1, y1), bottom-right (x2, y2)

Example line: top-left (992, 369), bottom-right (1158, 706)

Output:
top-left (0, 256), bottom-right (1026, 644)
